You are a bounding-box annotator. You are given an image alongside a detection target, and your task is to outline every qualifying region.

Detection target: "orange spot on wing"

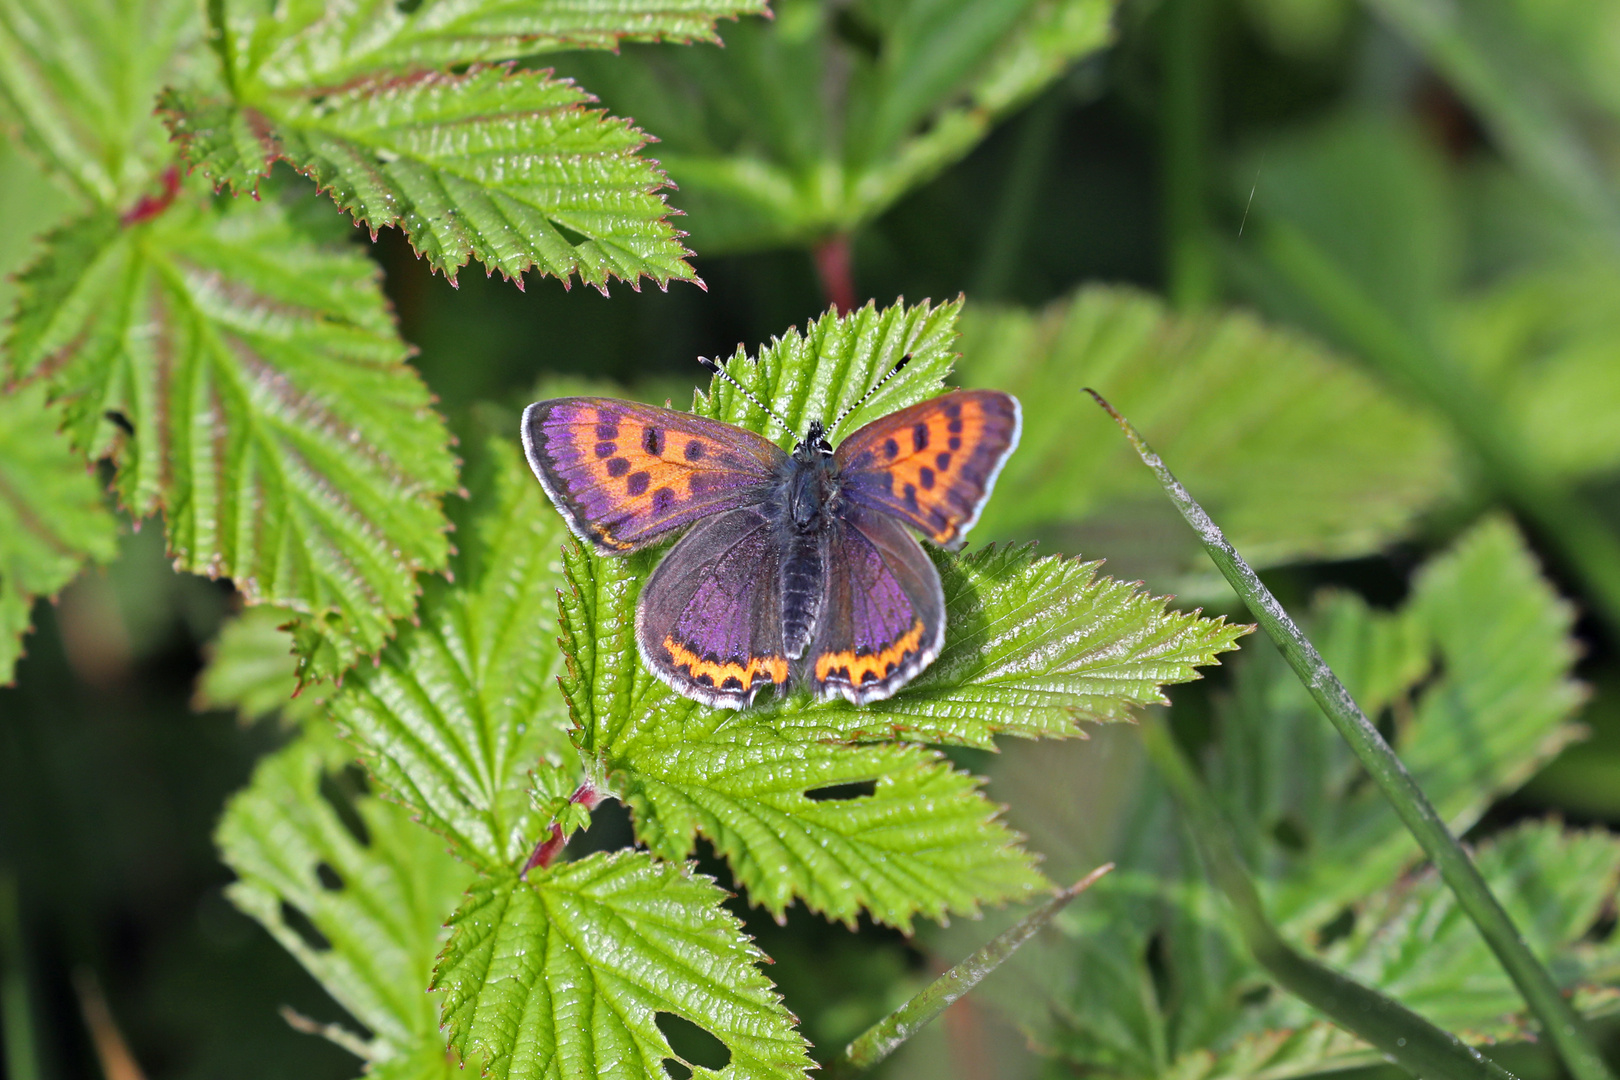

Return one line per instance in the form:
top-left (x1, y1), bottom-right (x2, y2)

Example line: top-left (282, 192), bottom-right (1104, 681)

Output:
top-left (662, 636), bottom-right (789, 689)
top-left (813, 620), bottom-right (926, 685)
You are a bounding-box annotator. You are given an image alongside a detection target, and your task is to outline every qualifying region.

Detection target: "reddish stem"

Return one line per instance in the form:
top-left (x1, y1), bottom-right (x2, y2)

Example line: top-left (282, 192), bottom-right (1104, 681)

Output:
top-left (121, 166), bottom-right (182, 226)
top-left (519, 781), bottom-right (605, 878)
top-left (812, 234), bottom-right (856, 314)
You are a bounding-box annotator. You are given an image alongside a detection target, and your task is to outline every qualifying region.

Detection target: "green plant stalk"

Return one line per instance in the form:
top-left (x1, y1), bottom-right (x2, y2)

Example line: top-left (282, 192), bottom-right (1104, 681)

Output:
top-left (841, 863), bottom-right (1116, 1072)
top-left (1137, 715), bottom-right (1515, 1080)
top-left (1260, 218), bottom-right (1620, 642)
top-left (1161, 0), bottom-right (1218, 310)
top-left (0, 873), bottom-right (41, 1080)
top-left (1088, 389), bottom-right (1617, 1080)
top-left (973, 92), bottom-right (1062, 302)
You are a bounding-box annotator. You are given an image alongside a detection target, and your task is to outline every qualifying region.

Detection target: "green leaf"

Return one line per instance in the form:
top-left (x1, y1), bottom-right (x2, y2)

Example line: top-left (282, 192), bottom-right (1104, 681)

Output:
top-left (1324, 821), bottom-right (1620, 1038)
top-left (0, 382), bottom-right (118, 682)
top-left (161, 66), bottom-right (695, 289)
top-left (432, 855), bottom-right (811, 1080)
top-left (559, 539), bottom-right (1050, 930)
top-left (552, 0), bottom-right (1116, 252)
top-left (217, 0), bottom-right (768, 88)
top-left (327, 424), bottom-right (574, 869)
top-left (193, 605), bottom-right (331, 723)
top-left (954, 285), bottom-right (1458, 576)
top-left (1250, 517), bottom-right (1587, 926)
top-left (554, 298), bottom-right (1243, 927)
top-left (1029, 519), bottom-right (1593, 1080)
top-left (217, 732), bottom-right (476, 1074)
top-left (5, 189), bottom-right (458, 681)
top-left (0, 0), bottom-right (197, 208)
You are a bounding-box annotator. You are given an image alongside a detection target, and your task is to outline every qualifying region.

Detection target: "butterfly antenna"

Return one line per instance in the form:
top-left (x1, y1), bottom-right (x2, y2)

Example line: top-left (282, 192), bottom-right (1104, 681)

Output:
top-left (832, 353), bottom-right (911, 430)
top-left (697, 356), bottom-right (793, 436)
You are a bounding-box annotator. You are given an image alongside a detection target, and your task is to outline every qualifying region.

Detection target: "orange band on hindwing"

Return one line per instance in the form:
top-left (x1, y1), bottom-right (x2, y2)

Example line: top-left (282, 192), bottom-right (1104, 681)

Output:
top-left (812, 619), bottom-right (926, 686)
top-left (661, 636), bottom-right (789, 692)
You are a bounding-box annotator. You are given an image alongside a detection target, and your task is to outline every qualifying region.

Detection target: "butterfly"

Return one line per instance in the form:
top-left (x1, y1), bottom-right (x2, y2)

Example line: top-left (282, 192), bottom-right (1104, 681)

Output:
top-left (520, 364), bottom-right (1020, 709)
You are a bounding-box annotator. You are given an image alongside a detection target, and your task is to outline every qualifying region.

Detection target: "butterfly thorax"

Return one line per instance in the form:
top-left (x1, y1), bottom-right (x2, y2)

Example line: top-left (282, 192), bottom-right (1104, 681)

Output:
top-left (770, 422), bottom-right (841, 659)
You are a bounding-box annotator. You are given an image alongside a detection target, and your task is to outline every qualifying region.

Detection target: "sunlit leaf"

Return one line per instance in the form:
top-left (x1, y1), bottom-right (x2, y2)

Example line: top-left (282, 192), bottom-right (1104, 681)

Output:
top-left (6, 189), bottom-right (458, 681)
top-left (0, 0), bottom-right (196, 208)
top-left (553, 298), bottom-right (1242, 927)
top-left (327, 424), bottom-right (573, 869)
top-left (433, 854), bottom-right (811, 1080)
top-left (162, 67), bottom-right (694, 289)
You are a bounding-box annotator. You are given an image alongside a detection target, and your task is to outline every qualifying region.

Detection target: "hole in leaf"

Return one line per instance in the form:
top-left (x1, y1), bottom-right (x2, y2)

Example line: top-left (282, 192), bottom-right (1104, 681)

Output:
top-left (315, 862), bottom-right (344, 892)
top-left (662, 1061), bottom-right (692, 1080)
top-left (804, 780), bottom-right (877, 802)
top-left (1270, 815), bottom-right (1308, 853)
top-left (1316, 907), bottom-right (1356, 948)
top-left (570, 797), bottom-right (633, 859)
top-left (553, 221), bottom-right (590, 247)
top-left (319, 766), bottom-right (372, 847)
top-left (279, 901), bottom-right (331, 952)
top-left (655, 1012), bottom-right (730, 1072)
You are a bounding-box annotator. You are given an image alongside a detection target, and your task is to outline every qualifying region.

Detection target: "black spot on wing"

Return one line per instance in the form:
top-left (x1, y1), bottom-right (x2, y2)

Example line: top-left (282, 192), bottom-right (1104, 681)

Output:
top-left (911, 423), bottom-right (929, 451)
top-left (684, 439), bottom-right (705, 461)
top-left (644, 427), bottom-right (663, 454)
top-left (595, 440), bottom-right (615, 458)
top-left (651, 487), bottom-right (676, 514)
top-left (918, 466), bottom-right (935, 489)
top-left (627, 471), bottom-right (650, 496)
top-left (607, 457), bottom-right (631, 477)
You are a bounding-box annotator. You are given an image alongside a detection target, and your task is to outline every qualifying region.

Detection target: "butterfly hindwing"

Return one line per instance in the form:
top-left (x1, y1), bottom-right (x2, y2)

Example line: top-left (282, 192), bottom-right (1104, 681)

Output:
top-left (636, 508), bottom-right (793, 709)
top-left (834, 389), bottom-right (1021, 550)
top-left (807, 506), bottom-right (944, 705)
top-left (522, 398), bottom-right (785, 554)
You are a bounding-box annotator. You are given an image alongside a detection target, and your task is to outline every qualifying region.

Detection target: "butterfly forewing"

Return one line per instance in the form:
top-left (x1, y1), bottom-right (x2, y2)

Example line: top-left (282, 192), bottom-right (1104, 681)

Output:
top-left (522, 398), bottom-right (785, 553)
top-left (635, 509), bottom-right (793, 709)
top-left (807, 506), bottom-right (944, 705)
top-left (834, 390), bottom-right (1021, 550)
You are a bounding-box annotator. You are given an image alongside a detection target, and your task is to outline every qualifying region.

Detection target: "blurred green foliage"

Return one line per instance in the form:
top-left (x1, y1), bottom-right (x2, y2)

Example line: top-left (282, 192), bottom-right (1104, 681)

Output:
top-left (3, 0), bottom-right (1620, 1078)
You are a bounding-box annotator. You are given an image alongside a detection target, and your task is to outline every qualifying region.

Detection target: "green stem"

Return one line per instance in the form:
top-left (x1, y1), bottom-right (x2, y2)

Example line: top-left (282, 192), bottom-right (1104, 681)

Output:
top-left (1161, 0), bottom-right (1218, 310)
top-left (841, 864), bottom-right (1115, 1072)
top-left (1087, 390), bottom-right (1617, 1080)
top-left (1137, 715), bottom-right (1515, 1080)
top-left (1260, 218), bottom-right (1620, 642)
top-left (0, 873), bottom-right (41, 1080)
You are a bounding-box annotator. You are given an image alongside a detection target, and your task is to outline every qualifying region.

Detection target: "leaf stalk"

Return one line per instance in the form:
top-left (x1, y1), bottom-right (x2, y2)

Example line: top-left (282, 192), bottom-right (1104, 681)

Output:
top-left (1088, 389), bottom-right (1617, 1080)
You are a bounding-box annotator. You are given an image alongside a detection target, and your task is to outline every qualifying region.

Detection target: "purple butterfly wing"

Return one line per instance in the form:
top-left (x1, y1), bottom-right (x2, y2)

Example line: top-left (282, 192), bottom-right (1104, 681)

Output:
top-left (636, 508), bottom-right (792, 709)
top-left (807, 505), bottom-right (944, 705)
top-left (522, 398), bottom-right (785, 553)
top-left (835, 389), bottom-right (1020, 550)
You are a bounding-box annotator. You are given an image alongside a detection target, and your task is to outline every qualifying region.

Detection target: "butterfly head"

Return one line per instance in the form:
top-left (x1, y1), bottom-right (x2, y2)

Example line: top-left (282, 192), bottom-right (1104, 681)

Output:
top-left (798, 419), bottom-right (835, 459)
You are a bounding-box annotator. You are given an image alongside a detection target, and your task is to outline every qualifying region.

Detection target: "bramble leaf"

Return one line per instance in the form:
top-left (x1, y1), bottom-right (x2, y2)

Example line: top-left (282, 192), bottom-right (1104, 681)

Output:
top-left (0, 0), bottom-right (197, 208)
top-left (0, 382), bottom-right (118, 683)
top-left (161, 68), bottom-right (694, 289)
top-left (327, 424), bottom-right (574, 869)
top-left (218, 732), bottom-right (475, 1075)
top-left (553, 299), bottom-right (1243, 927)
top-left (161, 0), bottom-right (767, 287)
top-left (432, 855), bottom-right (811, 1080)
top-left (5, 189), bottom-right (458, 682)
top-left (955, 286), bottom-right (1457, 576)
top-left (553, 0), bottom-right (1117, 252)
top-left (216, 0), bottom-right (767, 86)
top-left (560, 540), bottom-right (1049, 931)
